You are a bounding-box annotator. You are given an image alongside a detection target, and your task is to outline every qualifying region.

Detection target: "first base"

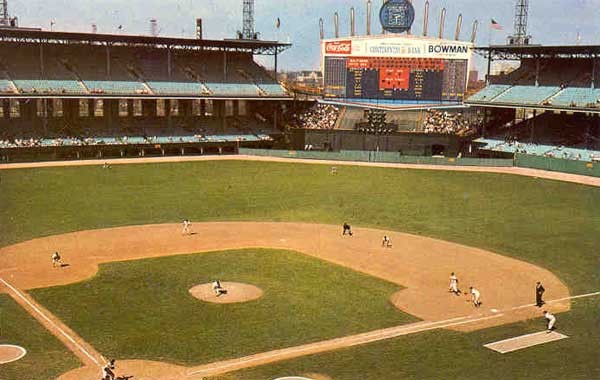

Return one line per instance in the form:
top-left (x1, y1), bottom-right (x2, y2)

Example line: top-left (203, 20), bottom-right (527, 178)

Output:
top-left (484, 331), bottom-right (568, 354)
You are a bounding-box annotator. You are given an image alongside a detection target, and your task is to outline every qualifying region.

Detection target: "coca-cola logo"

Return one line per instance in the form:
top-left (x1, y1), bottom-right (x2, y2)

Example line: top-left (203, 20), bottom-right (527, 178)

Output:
top-left (326, 41), bottom-right (352, 54)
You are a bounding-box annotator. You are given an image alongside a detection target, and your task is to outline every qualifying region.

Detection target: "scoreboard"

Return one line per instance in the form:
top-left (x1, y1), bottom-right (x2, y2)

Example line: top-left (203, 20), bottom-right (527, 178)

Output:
top-left (321, 35), bottom-right (473, 102)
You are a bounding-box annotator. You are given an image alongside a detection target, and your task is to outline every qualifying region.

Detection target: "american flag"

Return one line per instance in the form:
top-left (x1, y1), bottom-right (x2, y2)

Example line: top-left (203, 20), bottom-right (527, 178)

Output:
top-left (491, 19), bottom-right (503, 30)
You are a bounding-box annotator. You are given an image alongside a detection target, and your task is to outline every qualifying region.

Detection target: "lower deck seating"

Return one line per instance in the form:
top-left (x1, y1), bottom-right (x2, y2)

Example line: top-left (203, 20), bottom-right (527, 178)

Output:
top-left (12, 79), bottom-right (86, 94)
top-left (493, 86), bottom-right (560, 104)
top-left (550, 88), bottom-right (600, 107)
top-left (468, 85), bottom-right (511, 102)
top-left (84, 80), bottom-right (147, 95)
top-left (148, 82), bottom-right (206, 95)
top-left (205, 83), bottom-right (261, 97)
top-left (258, 84), bottom-right (287, 96)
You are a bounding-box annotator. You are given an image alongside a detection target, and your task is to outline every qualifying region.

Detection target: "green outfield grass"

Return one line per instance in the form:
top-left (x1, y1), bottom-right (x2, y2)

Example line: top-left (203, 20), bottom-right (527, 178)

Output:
top-left (208, 297), bottom-right (600, 380)
top-left (31, 249), bottom-right (415, 365)
top-left (0, 294), bottom-right (81, 380)
top-left (1, 160), bottom-right (599, 379)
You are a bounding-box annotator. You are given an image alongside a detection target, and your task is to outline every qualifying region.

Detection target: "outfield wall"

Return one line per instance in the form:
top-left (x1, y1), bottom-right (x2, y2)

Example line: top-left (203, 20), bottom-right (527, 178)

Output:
top-left (239, 149), bottom-right (514, 167)
top-left (240, 149), bottom-right (600, 178)
top-left (515, 153), bottom-right (600, 178)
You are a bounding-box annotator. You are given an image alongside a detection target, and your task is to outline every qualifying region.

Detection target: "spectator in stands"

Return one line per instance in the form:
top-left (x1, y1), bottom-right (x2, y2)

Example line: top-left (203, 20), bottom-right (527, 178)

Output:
top-left (294, 104), bottom-right (340, 130)
top-left (421, 110), bottom-right (478, 136)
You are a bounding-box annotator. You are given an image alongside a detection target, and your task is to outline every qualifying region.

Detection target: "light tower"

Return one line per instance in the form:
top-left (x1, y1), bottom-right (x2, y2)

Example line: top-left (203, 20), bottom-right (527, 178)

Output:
top-left (242, 0), bottom-right (255, 39)
top-left (508, 0), bottom-right (532, 45)
top-left (0, 0), bottom-right (9, 27)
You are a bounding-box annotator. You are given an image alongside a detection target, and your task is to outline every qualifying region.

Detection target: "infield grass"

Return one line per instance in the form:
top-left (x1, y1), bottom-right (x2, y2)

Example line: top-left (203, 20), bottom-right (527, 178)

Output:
top-left (30, 249), bottom-right (414, 365)
top-left (0, 294), bottom-right (81, 380)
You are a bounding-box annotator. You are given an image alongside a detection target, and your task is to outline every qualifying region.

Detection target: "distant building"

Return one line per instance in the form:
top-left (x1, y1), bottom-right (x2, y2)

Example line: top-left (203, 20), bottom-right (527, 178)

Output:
top-left (280, 71), bottom-right (323, 86)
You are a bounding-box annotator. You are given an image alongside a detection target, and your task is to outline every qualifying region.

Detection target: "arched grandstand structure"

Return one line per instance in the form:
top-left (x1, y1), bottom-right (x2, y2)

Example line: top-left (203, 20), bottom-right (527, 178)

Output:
top-left (0, 28), bottom-right (292, 161)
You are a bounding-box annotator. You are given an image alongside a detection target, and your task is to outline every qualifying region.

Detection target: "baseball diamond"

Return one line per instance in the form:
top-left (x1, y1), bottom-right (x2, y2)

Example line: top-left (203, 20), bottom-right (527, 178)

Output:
top-left (1, 156), bottom-right (599, 380)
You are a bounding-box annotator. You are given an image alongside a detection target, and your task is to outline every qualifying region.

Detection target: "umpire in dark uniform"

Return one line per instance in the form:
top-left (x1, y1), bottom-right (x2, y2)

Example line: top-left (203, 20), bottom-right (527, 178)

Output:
top-left (536, 282), bottom-right (545, 307)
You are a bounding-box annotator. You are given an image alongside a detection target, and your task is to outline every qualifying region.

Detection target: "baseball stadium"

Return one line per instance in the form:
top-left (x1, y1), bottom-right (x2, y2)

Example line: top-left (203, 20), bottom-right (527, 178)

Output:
top-left (1, 1), bottom-right (599, 380)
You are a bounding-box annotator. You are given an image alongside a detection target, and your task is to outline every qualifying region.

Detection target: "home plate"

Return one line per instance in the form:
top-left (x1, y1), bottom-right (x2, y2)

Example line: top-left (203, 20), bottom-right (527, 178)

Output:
top-left (484, 331), bottom-right (568, 354)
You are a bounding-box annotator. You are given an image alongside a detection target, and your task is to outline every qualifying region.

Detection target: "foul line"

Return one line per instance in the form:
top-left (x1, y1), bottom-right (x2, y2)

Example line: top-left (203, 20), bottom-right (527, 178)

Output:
top-left (187, 314), bottom-right (505, 376)
top-left (0, 277), bottom-right (101, 367)
top-left (188, 290), bottom-right (600, 377)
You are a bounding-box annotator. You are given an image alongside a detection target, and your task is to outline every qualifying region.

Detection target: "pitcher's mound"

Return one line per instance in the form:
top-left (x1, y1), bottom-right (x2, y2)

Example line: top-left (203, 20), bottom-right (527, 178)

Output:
top-left (189, 282), bottom-right (263, 304)
top-left (0, 344), bottom-right (27, 364)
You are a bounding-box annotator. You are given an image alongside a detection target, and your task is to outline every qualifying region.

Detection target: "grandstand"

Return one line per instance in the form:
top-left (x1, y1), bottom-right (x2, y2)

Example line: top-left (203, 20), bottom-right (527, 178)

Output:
top-left (467, 44), bottom-right (600, 161)
top-left (0, 28), bottom-right (291, 161)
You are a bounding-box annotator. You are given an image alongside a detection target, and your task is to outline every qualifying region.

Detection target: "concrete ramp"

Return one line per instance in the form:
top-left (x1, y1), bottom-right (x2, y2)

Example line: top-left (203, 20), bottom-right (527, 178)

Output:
top-left (484, 331), bottom-right (568, 354)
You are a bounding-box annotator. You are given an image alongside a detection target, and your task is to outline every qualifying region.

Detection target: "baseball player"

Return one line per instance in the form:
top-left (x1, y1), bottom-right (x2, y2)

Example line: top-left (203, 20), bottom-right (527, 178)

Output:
top-left (212, 280), bottom-right (225, 297)
top-left (536, 282), bottom-right (546, 307)
top-left (382, 235), bottom-right (392, 248)
top-left (449, 272), bottom-right (460, 295)
top-left (101, 359), bottom-right (116, 380)
top-left (52, 251), bottom-right (62, 268)
top-left (469, 286), bottom-right (481, 307)
top-left (543, 310), bottom-right (556, 332)
top-left (342, 223), bottom-right (353, 236)
top-left (330, 166), bottom-right (338, 175)
top-left (182, 219), bottom-right (192, 235)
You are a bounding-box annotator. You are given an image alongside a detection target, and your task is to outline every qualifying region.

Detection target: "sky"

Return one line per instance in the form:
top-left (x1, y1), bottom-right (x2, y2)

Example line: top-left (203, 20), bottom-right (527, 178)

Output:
top-left (8, 0), bottom-right (600, 73)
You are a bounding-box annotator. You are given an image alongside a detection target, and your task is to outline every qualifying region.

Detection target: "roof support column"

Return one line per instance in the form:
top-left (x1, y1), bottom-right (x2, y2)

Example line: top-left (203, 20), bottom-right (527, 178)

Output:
top-left (167, 47), bottom-right (172, 79)
top-left (39, 43), bottom-right (44, 77)
top-left (535, 55), bottom-right (540, 87)
top-left (592, 55), bottom-right (596, 89)
top-left (106, 44), bottom-right (111, 78)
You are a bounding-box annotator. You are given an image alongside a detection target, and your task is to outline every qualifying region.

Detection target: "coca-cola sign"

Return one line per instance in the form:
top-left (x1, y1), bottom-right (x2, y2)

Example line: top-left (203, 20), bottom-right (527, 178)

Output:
top-left (325, 40), bottom-right (352, 55)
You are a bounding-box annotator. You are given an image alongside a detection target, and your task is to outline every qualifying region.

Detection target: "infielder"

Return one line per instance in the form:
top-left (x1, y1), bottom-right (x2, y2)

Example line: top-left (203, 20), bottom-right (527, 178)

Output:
top-left (470, 286), bottom-right (481, 307)
top-left (213, 280), bottom-right (226, 297)
top-left (342, 223), bottom-right (353, 236)
top-left (182, 219), bottom-right (192, 235)
top-left (449, 272), bottom-right (460, 295)
top-left (543, 310), bottom-right (556, 332)
top-left (382, 235), bottom-right (392, 248)
top-left (52, 251), bottom-right (62, 268)
top-left (101, 359), bottom-right (116, 380)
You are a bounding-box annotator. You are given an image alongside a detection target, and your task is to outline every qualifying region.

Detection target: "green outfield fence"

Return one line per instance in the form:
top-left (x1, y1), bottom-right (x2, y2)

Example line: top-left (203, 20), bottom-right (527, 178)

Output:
top-left (515, 153), bottom-right (600, 178)
top-left (239, 149), bottom-right (600, 177)
top-left (239, 149), bottom-right (514, 167)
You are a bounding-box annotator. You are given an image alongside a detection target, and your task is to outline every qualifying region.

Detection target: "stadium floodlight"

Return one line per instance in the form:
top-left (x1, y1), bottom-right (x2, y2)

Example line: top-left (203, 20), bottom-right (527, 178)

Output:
top-left (0, 0), bottom-right (9, 26)
top-left (242, 0), bottom-right (255, 39)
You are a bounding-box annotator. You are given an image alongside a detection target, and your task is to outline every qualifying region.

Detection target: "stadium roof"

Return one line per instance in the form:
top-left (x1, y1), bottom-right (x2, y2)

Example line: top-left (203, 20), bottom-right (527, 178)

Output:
top-left (474, 44), bottom-right (600, 60)
top-left (0, 28), bottom-right (291, 55)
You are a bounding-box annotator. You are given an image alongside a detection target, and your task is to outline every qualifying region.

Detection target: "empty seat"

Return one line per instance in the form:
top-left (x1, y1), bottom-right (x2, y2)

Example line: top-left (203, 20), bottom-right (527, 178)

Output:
top-left (493, 86), bottom-right (560, 105)
top-left (468, 85), bottom-right (511, 102)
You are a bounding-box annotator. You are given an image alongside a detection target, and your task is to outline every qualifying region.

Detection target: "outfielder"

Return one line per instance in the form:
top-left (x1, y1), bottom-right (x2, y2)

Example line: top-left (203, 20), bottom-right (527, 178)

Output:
top-left (544, 310), bottom-right (556, 332)
top-left (470, 286), bottom-right (481, 307)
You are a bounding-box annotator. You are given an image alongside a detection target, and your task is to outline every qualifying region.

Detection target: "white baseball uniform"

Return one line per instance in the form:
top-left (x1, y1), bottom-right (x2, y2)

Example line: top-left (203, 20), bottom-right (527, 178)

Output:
top-left (545, 312), bottom-right (556, 331)
top-left (471, 288), bottom-right (481, 306)
top-left (449, 274), bottom-right (458, 293)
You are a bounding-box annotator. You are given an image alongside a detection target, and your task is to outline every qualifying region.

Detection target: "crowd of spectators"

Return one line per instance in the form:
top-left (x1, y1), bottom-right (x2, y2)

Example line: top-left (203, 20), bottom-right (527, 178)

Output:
top-left (422, 110), bottom-right (479, 135)
top-left (0, 134), bottom-right (271, 149)
top-left (293, 104), bottom-right (340, 129)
